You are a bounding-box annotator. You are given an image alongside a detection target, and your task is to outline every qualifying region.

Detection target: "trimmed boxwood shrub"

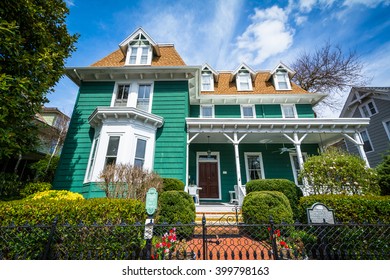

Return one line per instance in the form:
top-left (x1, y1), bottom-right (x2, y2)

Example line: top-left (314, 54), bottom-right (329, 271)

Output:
top-left (242, 191), bottom-right (294, 224)
top-left (155, 191), bottom-right (195, 239)
top-left (0, 197), bottom-right (148, 259)
top-left (19, 183), bottom-right (52, 198)
top-left (245, 179), bottom-right (303, 218)
top-left (298, 194), bottom-right (390, 223)
top-left (161, 178), bottom-right (185, 192)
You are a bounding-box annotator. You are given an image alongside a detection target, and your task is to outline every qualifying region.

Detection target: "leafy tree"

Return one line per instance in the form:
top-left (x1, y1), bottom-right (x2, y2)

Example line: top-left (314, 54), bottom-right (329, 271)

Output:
top-left (0, 0), bottom-right (78, 159)
top-left (29, 155), bottom-right (60, 183)
top-left (299, 148), bottom-right (379, 195)
top-left (291, 41), bottom-right (370, 113)
top-left (376, 153), bottom-right (390, 196)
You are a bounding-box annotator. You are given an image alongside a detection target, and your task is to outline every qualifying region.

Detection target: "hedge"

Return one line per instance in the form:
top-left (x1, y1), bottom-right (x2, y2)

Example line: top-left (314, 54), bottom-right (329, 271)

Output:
top-left (242, 191), bottom-right (294, 224)
top-left (245, 179), bottom-right (303, 218)
top-left (298, 194), bottom-right (390, 223)
top-left (0, 197), bottom-right (147, 226)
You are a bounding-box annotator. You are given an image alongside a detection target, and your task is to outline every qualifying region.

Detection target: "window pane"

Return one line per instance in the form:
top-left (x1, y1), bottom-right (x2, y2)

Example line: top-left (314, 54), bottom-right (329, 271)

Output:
top-left (201, 106), bottom-right (213, 117)
top-left (238, 73), bottom-right (251, 90)
top-left (368, 102), bottom-right (377, 115)
top-left (140, 47), bottom-right (148, 64)
top-left (242, 106), bottom-right (254, 118)
top-left (134, 139), bottom-right (147, 168)
top-left (106, 136), bottom-right (120, 156)
top-left (283, 105), bottom-right (295, 118)
top-left (247, 155), bottom-right (262, 180)
top-left (360, 131), bottom-right (373, 152)
top-left (129, 47), bottom-right (137, 64)
top-left (202, 74), bottom-right (211, 90)
top-left (277, 73), bottom-right (288, 89)
top-left (137, 85), bottom-right (151, 111)
top-left (115, 85), bottom-right (130, 106)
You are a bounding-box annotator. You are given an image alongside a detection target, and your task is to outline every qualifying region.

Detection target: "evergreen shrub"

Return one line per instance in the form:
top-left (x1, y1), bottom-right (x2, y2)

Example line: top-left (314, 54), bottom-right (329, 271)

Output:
top-left (298, 194), bottom-right (390, 223)
top-left (245, 179), bottom-right (302, 218)
top-left (162, 178), bottom-right (185, 192)
top-left (376, 153), bottom-right (390, 196)
top-left (155, 191), bottom-right (195, 239)
top-left (242, 191), bottom-right (294, 224)
top-left (0, 172), bottom-right (22, 200)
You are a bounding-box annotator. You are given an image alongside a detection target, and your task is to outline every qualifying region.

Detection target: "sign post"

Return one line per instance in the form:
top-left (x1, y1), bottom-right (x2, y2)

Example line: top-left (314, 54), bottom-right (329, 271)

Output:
top-left (144, 188), bottom-right (158, 259)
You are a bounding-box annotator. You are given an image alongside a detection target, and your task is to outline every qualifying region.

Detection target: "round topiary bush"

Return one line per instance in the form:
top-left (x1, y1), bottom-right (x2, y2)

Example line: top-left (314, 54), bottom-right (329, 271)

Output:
top-left (242, 191), bottom-right (294, 224)
top-left (245, 179), bottom-right (303, 219)
top-left (155, 191), bottom-right (195, 239)
top-left (161, 178), bottom-right (185, 192)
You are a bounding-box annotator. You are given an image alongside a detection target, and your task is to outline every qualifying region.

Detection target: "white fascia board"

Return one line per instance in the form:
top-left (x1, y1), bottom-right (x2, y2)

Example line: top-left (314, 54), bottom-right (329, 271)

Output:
top-left (186, 117), bottom-right (370, 133)
top-left (270, 62), bottom-right (296, 77)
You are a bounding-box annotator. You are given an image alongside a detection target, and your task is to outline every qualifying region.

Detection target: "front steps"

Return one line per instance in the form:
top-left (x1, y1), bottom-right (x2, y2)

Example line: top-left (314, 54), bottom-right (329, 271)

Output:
top-left (195, 204), bottom-right (243, 225)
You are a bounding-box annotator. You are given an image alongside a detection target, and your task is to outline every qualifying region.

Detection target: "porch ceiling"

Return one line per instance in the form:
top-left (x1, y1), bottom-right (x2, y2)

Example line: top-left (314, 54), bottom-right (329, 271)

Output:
top-left (186, 117), bottom-right (370, 146)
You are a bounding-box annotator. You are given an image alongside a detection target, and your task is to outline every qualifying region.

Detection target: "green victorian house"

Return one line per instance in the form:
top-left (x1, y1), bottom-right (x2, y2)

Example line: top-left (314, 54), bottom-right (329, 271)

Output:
top-left (53, 27), bottom-right (370, 203)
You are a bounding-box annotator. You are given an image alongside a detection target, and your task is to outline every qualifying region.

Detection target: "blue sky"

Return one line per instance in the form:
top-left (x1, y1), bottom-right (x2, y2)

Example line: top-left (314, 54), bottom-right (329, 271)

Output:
top-left (48, 0), bottom-right (390, 117)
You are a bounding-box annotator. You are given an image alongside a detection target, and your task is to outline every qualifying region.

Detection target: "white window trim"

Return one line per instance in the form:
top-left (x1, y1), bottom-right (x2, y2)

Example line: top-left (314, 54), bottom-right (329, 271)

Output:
top-left (125, 45), bottom-right (152, 66)
top-left (85, 134), bottom-right (100, 182)
top-left (236, 72), bottom-right (253, 91)
top-left (274, 71), bottom-right (292, 90)
top-left (360, 129), bottom-right (374, 153)
top-left (358, 100), bottom-right (378, 118)
top-left (196, 151), bottom-right (221, 201)
top-left (201, 72), bottom-right (214, 91)
top-left (240, 104), bottom-right (255, 118)
top-left (200, 104), bottom-right (215, 118)
top-left (133, 135), bottom-right (150, 169)
top-left (289, 152), bottom-right (307, 186)
top-left (136, 83), bottom-right (153, 113)
top-left (111, 81), bottom-right (154, 113)
top-left (244, 153), bottom-right (265, 183)
top-left (382, 118), bottom-right (390, 141)
top-left (281, 104), bottom-right (298, 118)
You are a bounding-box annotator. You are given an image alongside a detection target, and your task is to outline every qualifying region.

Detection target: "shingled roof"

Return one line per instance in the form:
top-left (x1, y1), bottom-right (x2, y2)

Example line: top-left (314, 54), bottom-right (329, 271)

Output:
top-left (91, 45), bottom-right (186, 67)
top-left (202, 72), bottom-right (309, 95)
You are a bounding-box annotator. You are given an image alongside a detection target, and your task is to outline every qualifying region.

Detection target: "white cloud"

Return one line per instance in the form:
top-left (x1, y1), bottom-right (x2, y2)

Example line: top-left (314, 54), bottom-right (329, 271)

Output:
top-left (295, 15), bottom-right (308, 25)
top-left (234, 6), bottom-right (294, 67)
top-left (343, 0), bottom-right (390, 7)
top-left (298, 0), bottom-right (317, 12)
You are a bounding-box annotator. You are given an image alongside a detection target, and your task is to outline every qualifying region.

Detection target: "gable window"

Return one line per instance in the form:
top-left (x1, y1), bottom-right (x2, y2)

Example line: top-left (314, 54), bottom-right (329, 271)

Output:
top-left (245, 153), bottom-right (264, 181)
top-left (359, 100), bottom-right (377, 117)
top-left (236, 70), bottom-right (252, 91)
top-left (281, 104), bottom-right (297, 118)
top-left (200, 105), bottom-right (214, 118)
top-left (134, 138), bottom-right (147, 168)
top-left (201, 71), bottom-right (214, 91)
top-left (115, 84), bottom-right (130, 107)
top-left (126, 33), bottom-right (152, 65)
top-left (137, 85), bottom-right (151, 112)
top-left (105, 136), bottom-right (120, 167)
top-left (360, 130), bottom-right (373, 152)
top-left (383, 119), bottom-right (390, 140)
top-left (241, 105), bottom-right (255, 118)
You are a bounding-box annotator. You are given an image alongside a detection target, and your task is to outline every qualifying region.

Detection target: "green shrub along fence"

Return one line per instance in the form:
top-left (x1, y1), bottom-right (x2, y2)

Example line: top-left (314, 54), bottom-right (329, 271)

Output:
top-left (0, 217), bottom-right (388, 260)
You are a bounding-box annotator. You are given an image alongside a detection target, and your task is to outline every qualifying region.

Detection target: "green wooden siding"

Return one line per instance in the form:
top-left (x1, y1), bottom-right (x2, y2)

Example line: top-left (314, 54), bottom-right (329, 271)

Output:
top-left (189, 143), bottom-right (319, 202)
top-left (53, 82), bottom-right (114, 196)
top-left (190, 105), bottom-right (200, 117)
top-left (296, 104), bottom-right (315, 118)
top-left (255, 105), bottom-right (264, 118)
top-left (152, 81), bottom-right (188, 183)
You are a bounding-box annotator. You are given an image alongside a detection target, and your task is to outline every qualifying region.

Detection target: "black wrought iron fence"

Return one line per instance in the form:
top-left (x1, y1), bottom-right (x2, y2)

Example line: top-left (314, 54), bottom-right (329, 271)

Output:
top-left (0, 217), bottom-right (389, 260)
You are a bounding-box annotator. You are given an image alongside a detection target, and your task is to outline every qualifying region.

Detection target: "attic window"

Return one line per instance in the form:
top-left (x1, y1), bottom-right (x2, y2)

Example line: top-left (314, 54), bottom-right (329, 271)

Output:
top-left (201, 69), bottom-right (214, 91)
top-left (126, 33), bottom-right (152, 65)
top-left (274, 69), bottom-right (291, 90)
top-left (236, 69), bottom-right (252, 91)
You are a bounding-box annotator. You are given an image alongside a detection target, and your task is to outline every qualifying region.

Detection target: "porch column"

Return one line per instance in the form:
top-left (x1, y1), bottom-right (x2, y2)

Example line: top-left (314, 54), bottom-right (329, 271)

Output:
top-left (343, 133), bottom-right (370, 168)
top-left (223, 132), bottom-right (247, 189)
top-left (186, 133), bottom-right (199, 191)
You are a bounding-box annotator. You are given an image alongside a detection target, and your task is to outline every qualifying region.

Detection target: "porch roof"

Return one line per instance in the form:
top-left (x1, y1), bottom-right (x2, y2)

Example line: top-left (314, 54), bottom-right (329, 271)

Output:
top-left (185, 117), bottom-right (370, 146)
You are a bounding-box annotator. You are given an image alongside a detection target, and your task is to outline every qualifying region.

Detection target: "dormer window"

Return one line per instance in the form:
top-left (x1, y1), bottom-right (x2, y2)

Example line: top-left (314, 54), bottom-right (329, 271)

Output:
top-left (125, 33), bottom-right (152, 65)
top-left (201, 70), bottom-right (214, 91)
top-left (270, 63), bottom-right (295, 91)
top-left (237, 70), bottom-right (252, 91)
top-left (274, 70), bottom-right (291, 90)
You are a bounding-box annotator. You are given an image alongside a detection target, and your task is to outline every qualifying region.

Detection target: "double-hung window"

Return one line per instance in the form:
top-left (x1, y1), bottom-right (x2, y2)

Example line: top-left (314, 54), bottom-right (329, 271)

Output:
top-left (105, 136), bottom-right (120, 167)
top-left (359, 100), bottom-right (377, 117)
top-left (281, 104), bottom-right (297, 118)
top-left (237, 72), bottom-right (252, 91)
top-left (245, 153), bottom-right (264, 181)
top-left (200, 105), bottom-right (214, 118)
top-left (274, 70), bottom-right (291, 90)
top-left (383, 119), bottom-right (390, 140)
top-left (360, 130), bottom-right (373, 152)
top-left (127, 46), bottom-right (151, 65)
top-left (137, 85), bottom-right (151, 112)
top-left (115, 84), bottom-right (130, 107)
top-left (134, 138), bottom-right (147, 168)
top-left (201, 72), bottom-right (213, 91)
top-left (241, 105), bottom-right (255, 118)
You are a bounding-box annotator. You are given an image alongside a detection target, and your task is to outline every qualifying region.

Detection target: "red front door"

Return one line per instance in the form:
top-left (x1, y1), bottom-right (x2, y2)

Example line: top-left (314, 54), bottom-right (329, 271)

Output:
top-left (198, 161), bottom-right (219, 198)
